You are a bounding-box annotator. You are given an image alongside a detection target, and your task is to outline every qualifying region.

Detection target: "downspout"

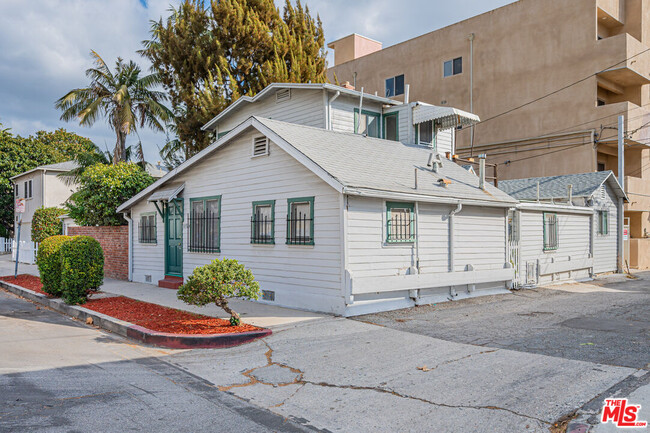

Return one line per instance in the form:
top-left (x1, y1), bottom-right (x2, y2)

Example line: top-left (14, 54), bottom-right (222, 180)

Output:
top-left (123, 211), bottom-right (133, 281)
top-left (356, 87), bottom-right (364, 134)
top-left (448, 202), bottom-right (463, 272)
top-left (415, 201), bottom-right (421, 273)
top-left (327, 90), bottom-right (340, 130)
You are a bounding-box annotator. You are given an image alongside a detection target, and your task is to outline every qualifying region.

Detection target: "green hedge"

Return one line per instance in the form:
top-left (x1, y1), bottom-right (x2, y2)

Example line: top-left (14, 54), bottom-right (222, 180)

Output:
top-left (36, 235), bottom-right (72, 296)
top-left (60, 236), bottom-right (104, 304)
top-left (32, 207), bottom-right (66, 243)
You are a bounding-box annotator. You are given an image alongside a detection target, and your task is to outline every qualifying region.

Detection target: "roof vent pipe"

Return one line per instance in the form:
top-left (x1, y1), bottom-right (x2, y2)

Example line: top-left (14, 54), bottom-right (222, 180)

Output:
top-left (568, 184), bottom-right (573, 205)
top-left (356, 87), bottom-right (364, 134)
top-left (404, 84), bottom-right (410, 104)
top-left (428, 152), bottom-right (443, 173)
top-left (478, 154), bottom-right (486, 190)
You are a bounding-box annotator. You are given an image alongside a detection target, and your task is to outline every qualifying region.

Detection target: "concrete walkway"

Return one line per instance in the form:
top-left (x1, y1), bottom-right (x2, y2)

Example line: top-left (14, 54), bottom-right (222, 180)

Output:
top-left (0, 253), bottom-right (326, 329)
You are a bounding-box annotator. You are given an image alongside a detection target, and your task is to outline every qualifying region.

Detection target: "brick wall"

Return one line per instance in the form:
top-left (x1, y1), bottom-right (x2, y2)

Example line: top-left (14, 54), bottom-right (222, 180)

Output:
top-left (68, 226), bottom-right (129, 280)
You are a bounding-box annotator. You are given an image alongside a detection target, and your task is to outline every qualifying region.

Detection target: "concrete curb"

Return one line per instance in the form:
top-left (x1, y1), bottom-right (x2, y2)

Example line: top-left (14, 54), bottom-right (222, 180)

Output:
top-left (0, 279), bottom-right (272, 349)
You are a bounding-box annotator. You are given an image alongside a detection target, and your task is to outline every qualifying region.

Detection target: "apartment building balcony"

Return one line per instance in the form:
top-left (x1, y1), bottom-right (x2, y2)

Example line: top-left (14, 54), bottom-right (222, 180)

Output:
top-left (596, 31), bottom-right (650, 87)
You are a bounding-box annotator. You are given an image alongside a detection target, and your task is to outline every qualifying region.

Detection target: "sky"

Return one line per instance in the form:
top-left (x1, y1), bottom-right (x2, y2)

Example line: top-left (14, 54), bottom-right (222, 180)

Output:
top-left (0, 0), bottom-right (516, 163)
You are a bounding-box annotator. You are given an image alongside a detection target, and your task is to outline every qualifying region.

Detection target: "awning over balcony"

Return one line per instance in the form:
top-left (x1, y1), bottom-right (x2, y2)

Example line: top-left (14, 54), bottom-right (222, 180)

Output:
top-left (148, 183), bottom-right (185, 202)
top-left (412, 103), bottom-right (480, 129)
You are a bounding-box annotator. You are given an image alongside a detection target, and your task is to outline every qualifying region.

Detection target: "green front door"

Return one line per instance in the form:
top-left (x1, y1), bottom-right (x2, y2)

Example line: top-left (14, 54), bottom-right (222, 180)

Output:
top-left (165, 199), bottom-right (183, 276)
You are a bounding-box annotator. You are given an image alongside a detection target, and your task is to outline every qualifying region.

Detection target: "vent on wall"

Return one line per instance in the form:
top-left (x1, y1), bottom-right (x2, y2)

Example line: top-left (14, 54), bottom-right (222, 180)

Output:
top-left (261, 290), bottom-right (275, 301)
top-left (145, 275), bottom-right (152, 283)
top-left (276, 89), bottom-right (291, 103)
top-left (252, 136), bottom-right (269, 157)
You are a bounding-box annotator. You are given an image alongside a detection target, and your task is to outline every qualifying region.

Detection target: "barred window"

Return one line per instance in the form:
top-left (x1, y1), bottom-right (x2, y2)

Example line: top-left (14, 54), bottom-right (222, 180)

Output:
top-left (189, 197), bottom-right (221, 253)
top-left (543, 212), bottom-right (559, 251)
top-left (138, 213), bottom-right (157, 244)
top-left (598, 210), bottom-right (609, 235)
top-left (287, 197), bottom-right (314, 245)
top-left (386, 202), bottom-right (415, 243)
top-left (251, 200), bottom-right (275, 244)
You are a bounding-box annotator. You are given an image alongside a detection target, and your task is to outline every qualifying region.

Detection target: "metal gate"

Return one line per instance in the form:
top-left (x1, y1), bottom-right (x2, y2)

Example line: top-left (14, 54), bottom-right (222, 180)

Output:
top-left (507, 209), bottom-right (522, 288)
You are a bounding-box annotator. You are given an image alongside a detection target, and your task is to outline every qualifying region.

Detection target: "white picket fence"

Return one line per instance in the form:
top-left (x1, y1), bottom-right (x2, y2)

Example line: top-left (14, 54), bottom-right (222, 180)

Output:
top-left (11, 240), bottom-right (38, 264)
top-left (0, 237), bottom-right (12, 254)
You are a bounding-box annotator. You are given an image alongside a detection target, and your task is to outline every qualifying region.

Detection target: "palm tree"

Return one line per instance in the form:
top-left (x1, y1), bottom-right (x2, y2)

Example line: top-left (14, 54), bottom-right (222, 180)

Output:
top-left (56, 50), bottom-right (172, 164)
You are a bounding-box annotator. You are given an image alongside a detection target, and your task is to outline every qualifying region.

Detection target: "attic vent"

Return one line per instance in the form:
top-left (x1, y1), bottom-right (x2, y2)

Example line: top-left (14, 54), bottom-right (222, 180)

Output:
top-left (262, 290), bottom-right (275, 301)
top-left (252, 136), bottom-right (269, 157)
top-left (276, 89), bottom-right (291, 103)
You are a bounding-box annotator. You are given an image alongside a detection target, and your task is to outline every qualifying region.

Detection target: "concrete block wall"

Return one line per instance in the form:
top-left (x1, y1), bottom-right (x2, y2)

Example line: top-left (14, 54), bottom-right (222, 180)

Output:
top-left (68, 226), bottom-right (128, 280)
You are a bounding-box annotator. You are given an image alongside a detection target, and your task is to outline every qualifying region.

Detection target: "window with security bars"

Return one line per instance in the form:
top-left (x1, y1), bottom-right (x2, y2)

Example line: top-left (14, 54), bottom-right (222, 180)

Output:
top-left (138, 214), bottom-right (156, 244)
top-left (287, 197), bottom-right (314, 245)
top-left (543, 212), bottom-right (559, 251)
top-left (386, 202), bottom-right (415, 243)
top-left (189, 197), bottom-right (221, 252)
top-left (598, 210), bottom-right (609, 235)
top-left (251, 201), bottom-right (275, 244)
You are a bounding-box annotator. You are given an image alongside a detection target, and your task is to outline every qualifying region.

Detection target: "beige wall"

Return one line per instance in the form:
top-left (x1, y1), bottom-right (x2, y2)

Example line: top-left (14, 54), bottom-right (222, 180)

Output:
top-left (327, 0), bottom-right (650, 239)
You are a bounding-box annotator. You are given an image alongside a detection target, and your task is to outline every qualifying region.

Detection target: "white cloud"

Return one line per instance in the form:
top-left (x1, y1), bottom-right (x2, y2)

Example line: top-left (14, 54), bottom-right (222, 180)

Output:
top-left (0, 0), bottom-right (516, 162)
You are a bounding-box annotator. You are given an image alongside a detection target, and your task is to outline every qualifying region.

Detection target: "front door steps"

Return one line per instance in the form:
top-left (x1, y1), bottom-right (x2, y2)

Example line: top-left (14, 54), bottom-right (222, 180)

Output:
top-left (158, 275), bottom-right (183, 290)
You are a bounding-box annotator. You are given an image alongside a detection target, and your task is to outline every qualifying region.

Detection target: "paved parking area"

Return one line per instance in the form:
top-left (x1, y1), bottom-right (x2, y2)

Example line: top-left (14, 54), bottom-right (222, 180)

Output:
top-left (355, 273), bottom-right (650, 369)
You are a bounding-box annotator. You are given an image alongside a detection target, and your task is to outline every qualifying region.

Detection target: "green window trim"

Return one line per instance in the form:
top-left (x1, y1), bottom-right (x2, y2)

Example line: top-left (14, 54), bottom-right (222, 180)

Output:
top-left (353, 108), bottom-right (381, 138)
top-left (189, 195), bottom-right (222, 253)
top-left (386, 201), bottom-right (415, 243)
top-left (383, 112), bottom-right (399, 141)
top-left (543, 212), bottom-right (559, 251)
top-left (598, 210), bottom-right (609, 235)
top-left (251, 200), bottom-right (275, 244)
top-left (217, 130), bottom-right (230, 139)
top-left (286, 196), bottom-right (315, 245)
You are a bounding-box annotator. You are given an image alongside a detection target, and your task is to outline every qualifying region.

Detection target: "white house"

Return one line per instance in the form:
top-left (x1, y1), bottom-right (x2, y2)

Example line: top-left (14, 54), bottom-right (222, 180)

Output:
top-left (500, 171), bottom-right (626, 286)
top-left (117, 109), bottom-right (518, 316)
top-left (9, 161), bottom-right (79, 263)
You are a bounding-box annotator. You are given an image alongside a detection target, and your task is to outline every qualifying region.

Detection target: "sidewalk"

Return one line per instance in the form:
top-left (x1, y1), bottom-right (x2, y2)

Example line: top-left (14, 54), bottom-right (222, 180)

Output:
top-left (1, 252), bottom-right (327, 329)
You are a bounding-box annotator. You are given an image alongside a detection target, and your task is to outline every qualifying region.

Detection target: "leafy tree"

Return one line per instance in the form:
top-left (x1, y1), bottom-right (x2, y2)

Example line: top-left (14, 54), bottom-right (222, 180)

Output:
top-left (141, 0), bottom-right (327, 164)
top-left (31, 207), bottom-right (66, 243)
top-left (55, 51), bottom-right (173, 164)
top-left (0, 125), bottom-right (95, 236)
top-left (65, 162), bottom-right (155, 226)
top-left (177, 258), bottom-right (261, 326)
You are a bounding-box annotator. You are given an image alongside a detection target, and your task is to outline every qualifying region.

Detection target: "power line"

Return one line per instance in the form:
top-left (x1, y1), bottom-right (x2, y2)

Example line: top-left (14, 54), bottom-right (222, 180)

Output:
top-left (463, 46), bottom-right (650, 129)
top-left (499, 142), bottom-right (588, 166)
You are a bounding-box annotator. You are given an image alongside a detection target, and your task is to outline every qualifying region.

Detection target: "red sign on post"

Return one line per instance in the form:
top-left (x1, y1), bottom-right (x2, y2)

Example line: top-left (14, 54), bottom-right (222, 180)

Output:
top-left (15, 198), bottom-right (25, 213)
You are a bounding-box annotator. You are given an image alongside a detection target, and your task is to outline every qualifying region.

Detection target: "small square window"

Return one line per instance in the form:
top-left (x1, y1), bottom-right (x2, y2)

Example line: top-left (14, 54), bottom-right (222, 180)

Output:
top-left (444, 57), bottom-right (462, 77)
top-left (385, 74), bottom-right (404, 97)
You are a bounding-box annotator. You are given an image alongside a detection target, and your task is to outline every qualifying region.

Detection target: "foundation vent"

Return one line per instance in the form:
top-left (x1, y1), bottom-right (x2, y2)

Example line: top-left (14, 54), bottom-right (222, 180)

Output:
top-left (145, 275), bottom-right (152, 283)
top-left (262, 290), bottom-right (275, 301)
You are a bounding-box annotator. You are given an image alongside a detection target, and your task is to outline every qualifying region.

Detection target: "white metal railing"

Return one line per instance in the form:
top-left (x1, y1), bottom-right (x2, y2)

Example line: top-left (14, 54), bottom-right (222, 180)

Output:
top-left (0, 237), bottom-right (12, 254)
top-left (11, 240), bottom-right (38, 264)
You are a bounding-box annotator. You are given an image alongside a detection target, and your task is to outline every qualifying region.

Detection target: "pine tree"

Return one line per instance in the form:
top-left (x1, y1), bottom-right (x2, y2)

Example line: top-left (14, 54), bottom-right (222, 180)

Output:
top-left (142, 0), bottom-right (328, 164)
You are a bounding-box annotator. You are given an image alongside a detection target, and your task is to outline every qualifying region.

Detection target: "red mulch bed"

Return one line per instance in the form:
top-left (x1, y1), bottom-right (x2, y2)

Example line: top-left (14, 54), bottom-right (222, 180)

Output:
top-left (83, 296), bottom-right (260, 335)
top-left (1, 274), bottom-right (258, 335)
top-left (0, 274), bottom-right (53, 297)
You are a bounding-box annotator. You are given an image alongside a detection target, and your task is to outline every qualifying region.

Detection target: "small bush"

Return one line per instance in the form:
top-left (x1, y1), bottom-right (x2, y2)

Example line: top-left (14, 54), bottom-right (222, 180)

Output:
top-left (32, 207), bottom-right (66, 243)
top-left (60, 236), bottom-right (104, 304)
top-left (177, 258), bottom-right (260, 326)
top-left (36, 235), bottom-right (72, 296)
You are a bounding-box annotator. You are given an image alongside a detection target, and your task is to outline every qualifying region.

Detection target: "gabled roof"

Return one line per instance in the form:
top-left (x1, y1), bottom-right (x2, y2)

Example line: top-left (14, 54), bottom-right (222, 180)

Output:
top-left (499, 171), bottom-right (627, 202)
top-left (10, 161), bottom-right (79, 180)
top-left (119, 117), bottom-right (516, 213)
top-left (201, 83), bottom-right (401, 131)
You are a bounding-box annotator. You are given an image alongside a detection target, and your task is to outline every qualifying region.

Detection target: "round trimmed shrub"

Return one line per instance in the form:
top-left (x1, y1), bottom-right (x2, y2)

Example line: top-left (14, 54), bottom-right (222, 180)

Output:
top-left (31, 207), bottom-right (66, 243)
top-left (177, 258), bottom-right (260, 326)
top-left (60, 236), bottom-right (104, 304)
top-left (36, 235), bottom-right (72, 296)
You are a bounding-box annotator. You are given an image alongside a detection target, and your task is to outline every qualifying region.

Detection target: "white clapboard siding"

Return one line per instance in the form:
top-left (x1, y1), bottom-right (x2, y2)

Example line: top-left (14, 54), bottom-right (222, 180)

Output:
top-left (592, 184), bottom-right (618, 274)
top-left (138, 129), bottom-right (345, 314)
top-left (453, 206), bottom-right (507, 271)
top-left (217, 89), bottom-right (325, 134)
top-left (131, 200), bottom-right (165, 284)
top-left (519, 209), bottom-right (592, 283)
top-left (436, 128), bottom-right (454, 156)
top-left (330, 98), bottom-right (384, 134)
